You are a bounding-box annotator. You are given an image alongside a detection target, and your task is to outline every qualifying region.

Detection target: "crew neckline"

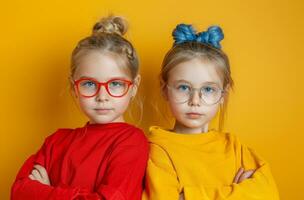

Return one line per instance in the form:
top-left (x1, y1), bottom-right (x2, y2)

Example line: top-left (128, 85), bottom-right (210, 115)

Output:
top-left (85, 121), bottom-right (132, 129)
top-left (149, 126), bottom-right (219, 140)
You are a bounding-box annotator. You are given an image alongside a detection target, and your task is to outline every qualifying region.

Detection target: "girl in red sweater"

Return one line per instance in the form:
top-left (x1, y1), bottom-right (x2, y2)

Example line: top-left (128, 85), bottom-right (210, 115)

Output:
top-left (11, 15), bottom-right (148, 200)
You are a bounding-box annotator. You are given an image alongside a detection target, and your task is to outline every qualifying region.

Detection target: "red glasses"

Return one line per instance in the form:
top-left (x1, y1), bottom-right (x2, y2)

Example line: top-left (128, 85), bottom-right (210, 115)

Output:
top-left (74, 78), bottom-right (133, 98)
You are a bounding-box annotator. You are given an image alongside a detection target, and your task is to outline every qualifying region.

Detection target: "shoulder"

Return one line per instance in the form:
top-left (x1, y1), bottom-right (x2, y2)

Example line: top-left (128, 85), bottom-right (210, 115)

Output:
top-left (121, 123), bottom-right (147, 141)
top-left (113, 123), bottom-right (148, 148)
top-left (217, 131), bottom-right (240, 143)
top-left (217, 131), bottom-right (267, 168)
top-left (43, 128), bottom-right (74, 145)
top-left (149, 143), bottom-right (171, 160)
top-left (147, 126), bottom-right (173, 142)
top-left (146, 143), bottom-right (177, 175)
top-left (109, 125), bottom-right (149, 160)
top-left (219, 131), bottom-right (259, 156)
top-left (120, 123), bottom-right (146, 136)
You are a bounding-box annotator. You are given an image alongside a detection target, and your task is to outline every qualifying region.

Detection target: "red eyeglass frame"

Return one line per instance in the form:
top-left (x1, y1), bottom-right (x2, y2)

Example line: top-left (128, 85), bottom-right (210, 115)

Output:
top-left (73, 78), bottom-right (133, 98)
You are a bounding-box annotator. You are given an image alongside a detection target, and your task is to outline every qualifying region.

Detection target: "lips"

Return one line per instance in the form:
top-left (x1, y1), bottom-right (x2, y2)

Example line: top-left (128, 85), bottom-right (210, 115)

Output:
top-left (94, 108), bottom-right (113, 114)
top-left (186, 112), bottom-right (203, 119)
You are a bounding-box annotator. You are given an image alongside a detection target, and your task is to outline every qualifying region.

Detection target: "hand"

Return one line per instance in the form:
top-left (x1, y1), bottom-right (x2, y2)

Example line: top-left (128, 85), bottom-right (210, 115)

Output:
top-left (28, 164), bottom-right (51, 186)
top-left (233, 167), bottom-right (255, 184)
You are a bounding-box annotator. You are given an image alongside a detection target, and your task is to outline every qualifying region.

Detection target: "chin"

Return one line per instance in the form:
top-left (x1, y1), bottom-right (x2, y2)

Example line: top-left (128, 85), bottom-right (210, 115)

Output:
top-left (180, 119), bottom-right (207, 129)
top-left (89, 116), bottom-right (116, 124)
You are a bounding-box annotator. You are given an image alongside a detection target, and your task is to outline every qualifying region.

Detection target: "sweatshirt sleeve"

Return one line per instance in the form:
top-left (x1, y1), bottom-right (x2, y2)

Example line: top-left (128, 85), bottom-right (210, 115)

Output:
top-left (11, 130), bottom-right (149, 200)
top-left (142, 144), bottom-right (181, 200)
top-left (196, 143), bottom-right (280, 200)
top-left (11, 131), bottom-right (78, 200)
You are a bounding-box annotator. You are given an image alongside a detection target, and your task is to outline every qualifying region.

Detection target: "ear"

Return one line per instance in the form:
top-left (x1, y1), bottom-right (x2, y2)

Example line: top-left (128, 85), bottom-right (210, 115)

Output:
top-left (161, 84), bottom-right (169, 100)
top-left (220, 96), bottom-right (224, 104)
top-left (220, 84), bottom-right (230, 104)
top-left (69, 76), bottom-right (78, 98)
top-left (131, 74), bottom-right (141, 97)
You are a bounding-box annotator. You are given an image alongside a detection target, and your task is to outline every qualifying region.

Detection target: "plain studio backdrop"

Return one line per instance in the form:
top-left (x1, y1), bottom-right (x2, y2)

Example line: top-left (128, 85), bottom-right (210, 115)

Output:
top-left (0, 0), bottom-right (303, 199)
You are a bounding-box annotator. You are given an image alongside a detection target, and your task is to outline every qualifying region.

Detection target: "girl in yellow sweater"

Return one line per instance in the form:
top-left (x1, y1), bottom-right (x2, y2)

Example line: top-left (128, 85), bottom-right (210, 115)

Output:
top-left (142, 24), bottom-right (279, 200)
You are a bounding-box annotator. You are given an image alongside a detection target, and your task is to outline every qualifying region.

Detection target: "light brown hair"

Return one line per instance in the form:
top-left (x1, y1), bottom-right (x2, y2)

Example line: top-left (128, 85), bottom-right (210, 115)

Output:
top-left (70, 15), bottom-right (139, 79)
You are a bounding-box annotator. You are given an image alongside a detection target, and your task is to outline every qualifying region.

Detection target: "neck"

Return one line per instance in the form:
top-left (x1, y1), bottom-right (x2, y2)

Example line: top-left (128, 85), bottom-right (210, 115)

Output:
top-left (89, 116), bottom-right (125, 124)
top-left (173, 121), bottom-right (209, 134)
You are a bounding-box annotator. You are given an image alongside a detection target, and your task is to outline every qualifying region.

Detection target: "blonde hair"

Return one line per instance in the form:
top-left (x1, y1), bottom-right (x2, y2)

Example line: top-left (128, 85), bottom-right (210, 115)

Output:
top-left (70, 15), bottom-right (139, 79)
top-left (160, 42), bottom-right (234, 131)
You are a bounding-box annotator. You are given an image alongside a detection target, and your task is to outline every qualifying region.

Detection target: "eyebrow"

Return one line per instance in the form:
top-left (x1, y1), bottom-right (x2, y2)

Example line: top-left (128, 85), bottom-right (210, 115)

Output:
top-left (77, 76), bottom-right (131, 81)
top-left (78, 76), bottom-right (94, 79)
top-left (174, 79), bottom-right (191, 84)
top-left (174, 79), bottom-right (220, 85)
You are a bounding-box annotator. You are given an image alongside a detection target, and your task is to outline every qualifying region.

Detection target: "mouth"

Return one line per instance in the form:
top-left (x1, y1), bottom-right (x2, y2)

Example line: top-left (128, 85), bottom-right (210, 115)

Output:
top-left (94, 108), bottom-right (113, 114)
top-left (186, 112), bottom-right (203, 119)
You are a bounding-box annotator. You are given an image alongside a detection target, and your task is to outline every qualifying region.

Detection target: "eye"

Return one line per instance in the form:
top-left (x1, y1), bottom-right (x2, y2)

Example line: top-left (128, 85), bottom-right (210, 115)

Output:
top-left (80, 80), bottom-right (97, 88)
top-left (109, 81), bottom-right (125, 88)
top-left (177, 84), bottom-right (191, 92)
top-left (202, 86), bottom-right (217, 94)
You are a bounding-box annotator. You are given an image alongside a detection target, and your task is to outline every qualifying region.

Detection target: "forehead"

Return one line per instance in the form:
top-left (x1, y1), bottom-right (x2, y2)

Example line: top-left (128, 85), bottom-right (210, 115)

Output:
top-left (168, 58), bottom-right (223, 86)
top-left (73, 51), bottom-right (131, 81)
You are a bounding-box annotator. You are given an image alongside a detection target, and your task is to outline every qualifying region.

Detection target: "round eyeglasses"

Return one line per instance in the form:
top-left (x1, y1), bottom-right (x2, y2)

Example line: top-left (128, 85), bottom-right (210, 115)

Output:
top-left (74, 78), bottom-right (133, 98)
top-left (167, 83), bottom-right (224, 105)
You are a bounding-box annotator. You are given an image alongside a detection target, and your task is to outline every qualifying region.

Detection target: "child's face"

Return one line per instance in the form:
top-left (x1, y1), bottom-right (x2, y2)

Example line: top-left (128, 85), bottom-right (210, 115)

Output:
top-left (72, 51), bottom-right (140, 124)
top-left (165, 58), bottom-right (224, 133)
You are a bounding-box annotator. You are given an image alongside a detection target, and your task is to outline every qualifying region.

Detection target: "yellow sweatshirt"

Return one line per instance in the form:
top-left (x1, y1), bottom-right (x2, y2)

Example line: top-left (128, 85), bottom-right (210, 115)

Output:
top-left (142, 126), bottom-right (279, 200)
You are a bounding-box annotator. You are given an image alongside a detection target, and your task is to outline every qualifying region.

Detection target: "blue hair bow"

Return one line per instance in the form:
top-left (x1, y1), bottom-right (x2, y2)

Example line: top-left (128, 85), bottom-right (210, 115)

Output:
top-left (172, 24), bottom-right (224, 49)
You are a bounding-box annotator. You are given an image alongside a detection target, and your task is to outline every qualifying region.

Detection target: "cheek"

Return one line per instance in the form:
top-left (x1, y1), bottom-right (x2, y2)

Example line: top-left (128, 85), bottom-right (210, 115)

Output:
top-left (203, 104), bottom-right (220, 118)
top-left (77, 97), bottom-right (94, 109)
top-left (167, 99), bottom-right (185, 115)
top-left (113, 95), bottom-right (132, 110)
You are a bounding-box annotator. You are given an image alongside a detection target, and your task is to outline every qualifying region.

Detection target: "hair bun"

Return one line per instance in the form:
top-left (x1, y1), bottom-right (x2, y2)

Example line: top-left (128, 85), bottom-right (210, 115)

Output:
top-left (92, 15), bottom-right (128, 36)
top-left (172, 24), bottom-right (197, 45)
top-left (196, 26), bottom-right (224, 49)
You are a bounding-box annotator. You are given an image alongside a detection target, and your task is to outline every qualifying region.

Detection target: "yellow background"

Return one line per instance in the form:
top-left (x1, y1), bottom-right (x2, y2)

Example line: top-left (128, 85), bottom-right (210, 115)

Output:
top-left (1, 0), bottom-right (303, 199)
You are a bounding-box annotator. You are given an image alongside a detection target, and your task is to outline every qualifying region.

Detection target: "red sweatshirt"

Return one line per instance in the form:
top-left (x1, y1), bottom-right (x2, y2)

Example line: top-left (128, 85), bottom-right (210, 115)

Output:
top-left (11, 122), bottom-right (149, 200)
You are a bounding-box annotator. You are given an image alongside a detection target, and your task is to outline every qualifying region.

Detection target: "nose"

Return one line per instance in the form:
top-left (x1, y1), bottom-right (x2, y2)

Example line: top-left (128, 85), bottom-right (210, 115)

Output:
top-left (95, 85), bottom-right (109, 102)
top-left (188, 89), bottom-right (201, 106)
